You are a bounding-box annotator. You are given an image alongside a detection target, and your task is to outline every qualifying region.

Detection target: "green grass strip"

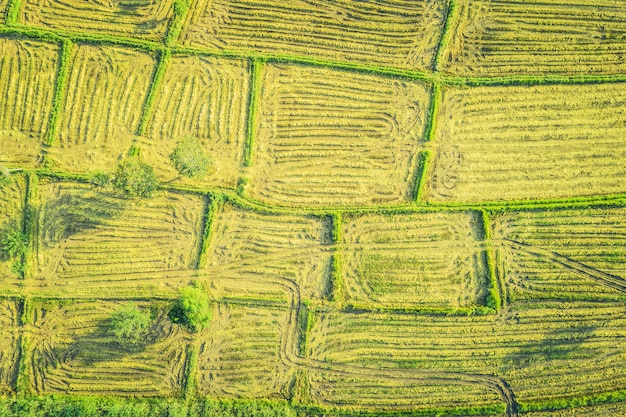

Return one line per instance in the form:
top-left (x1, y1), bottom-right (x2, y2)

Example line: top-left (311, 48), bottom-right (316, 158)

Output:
top-left (244, 59), bottom-right (263, 167)
top-left (196, 193), bottom-right (221, 269)
top-left (45, 39), bottom-right (72, 146)
top-left (136, 48), bottom-right (170, 136)
top-left (297, 302), bottom-right (313, 357)
top-left (183, 342), bottom-right (199, 401)
top-left (344, 303), bottom-right (494, 317)
top-left (165, 0), bottom-right (190, 46)
top-left (412, 150), bottom-right (432, 203)
top-left (20, 173), bottom-right (38, 279)
top-left (4, 0), bottom-right (22, 25)
top-left (297, 402), bottom-right (505, 417)
top-left (329, 253), bottom-right (344, 303)
top-left (479, 209), bottom-right (491, 241)
top-left (423, 83), bottom-right (441, 142)
top-left (519, 389), bottom-right (626, 412)
top-left (432, 0), bottom-right (458, 72)
top-left (15, 334), bottom-right (30, 395)
top-left (330, 212), bottom-right (342, 244)
top-left (483, 249), bottom-right (501, 312)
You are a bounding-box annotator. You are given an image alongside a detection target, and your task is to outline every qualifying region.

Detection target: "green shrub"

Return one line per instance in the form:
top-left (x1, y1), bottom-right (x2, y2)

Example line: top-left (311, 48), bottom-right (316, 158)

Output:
top-left (1, 229), bottom-right (28, 257)
top-left (169, 285), bottom-right (212, 332)
top-left (90, 171), bottom-right (111, 186)
top-left (0, 164), bottom-right (11, 188)
top-left (110, 302), bottom-right (152, 345)
top-left (169, 137), bottom-right (212, 178)
top-left (113, 156), bottom-right (159, 198)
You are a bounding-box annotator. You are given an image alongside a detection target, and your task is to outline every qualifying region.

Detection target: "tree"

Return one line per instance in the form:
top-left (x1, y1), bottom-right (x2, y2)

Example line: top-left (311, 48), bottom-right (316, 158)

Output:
top-left (112, 156), bottom-right (158, 198)
top-left (169, 285), bottom-right (212, 332)
top-left (110, 302), bottom-right (152, 345)
top-left (169, 137), bottom-right (212, 178)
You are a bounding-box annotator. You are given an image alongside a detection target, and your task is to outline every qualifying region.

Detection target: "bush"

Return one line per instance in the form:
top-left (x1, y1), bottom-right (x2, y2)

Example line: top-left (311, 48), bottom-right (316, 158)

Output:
top-left (1, 230), bottom-right (28, 258)
top-left (169, 285), bottom-right (212, 332)
top-left (113, 157), bottom-right (158, 198)
top-left (0, 165), bottom-right (11, 188)
top-left (169, 137), bottom-right (212, 178)
top-left (110, 302), bottom-right (152, 345)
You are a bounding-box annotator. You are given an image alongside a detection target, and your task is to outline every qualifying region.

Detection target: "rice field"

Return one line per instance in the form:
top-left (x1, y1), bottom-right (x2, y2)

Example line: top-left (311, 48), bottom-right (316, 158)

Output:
top-left (20, 0), bottom-right (176, 41)
top-left (28, 299), bottom-right (191, 396)
top-left (32, 180), bottom-right (205, 299)
top-left (137, 55), bottom-right (250, 189)
top-left (341, 211), bottom-right (488, 309)
top-left (195, 302), bottom-right (292, 398)
top-left (180, 0), bottom-right (447, 71)
top-left (442, 0), bottom-right (626, 76)
top-left (426, 83), bottom-right (626, 203)
top-left (492, 207), bottom-right (626, 302)
top-left (46, 45), bottom-right (154, 174)
top-left (0, 301), bottom-right (19, 395)
top-left (205, 203), bottom-right (330, 301)
top-left (248, 63), bottom-right (431, 207)
top-left (0, 38), bottom-right (58, 168)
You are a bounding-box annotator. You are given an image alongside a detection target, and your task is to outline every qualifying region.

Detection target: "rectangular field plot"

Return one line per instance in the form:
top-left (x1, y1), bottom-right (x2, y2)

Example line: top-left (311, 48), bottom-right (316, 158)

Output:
top-left (181, 0), bottom-right (446, 71)
top-left (493, 207), bottom-right (626, 301)
top-left (33, 181), bottom-right (205, 298)
top-left (342, 211), bottom-right (488, 309)
top-left (138, 55), bottom-right (250, 188)
top-left (0, 175), bottom-right (26, 286)
top-left (0, 38), bottom-right (58, 168)
top-left (196, 302), bottom-right (292, 398)
top-left (308, 370), bottom-right (503, 412)
top-left (46, 45), bottom-right (154, 174)
top-left (248, 64), bottom-right (431, 207)
top-left (0, 301), bottom-right (19, 395)
top-left (426, 83), bottom-right (626, 203)
top-left (442, 0), bottom-right (626, 76)
top-left (206, 203), bottom-right (330, 301)
top-left (20, 0), bottom-right (176, 41)
top-left (307, 301), bottom-right (626, 410)
top-left (28, 300), bottom-right (191, 396)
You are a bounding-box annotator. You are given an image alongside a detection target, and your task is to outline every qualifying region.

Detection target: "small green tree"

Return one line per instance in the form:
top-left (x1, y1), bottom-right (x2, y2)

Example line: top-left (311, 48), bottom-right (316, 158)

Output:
top-left (0, 165), bottom-right (11, 188)
top-left (169, 137), bottom-right (212, 178)
top-left (112, 156), bottom-right (158, 198)
top-left (110, 302), bottom-right (152, 345)
top-left (169, 285), bottom-right (212, 332)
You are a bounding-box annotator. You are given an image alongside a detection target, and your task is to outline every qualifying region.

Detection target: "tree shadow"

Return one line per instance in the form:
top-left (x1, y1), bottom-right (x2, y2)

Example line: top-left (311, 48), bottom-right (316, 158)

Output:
top-left (41, 191), bottom-right (127, 246)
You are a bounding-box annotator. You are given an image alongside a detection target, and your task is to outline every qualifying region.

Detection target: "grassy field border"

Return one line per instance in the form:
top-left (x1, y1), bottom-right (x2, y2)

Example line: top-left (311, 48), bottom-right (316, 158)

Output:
top-left (432, 0), bottom-right (458, 72)
top-left (165, 0), bottom-right (189, 46)
top-left (45, 39), bottom-right (72, 146)
top-left (412, 150), bottom-right (432, 203)
top-left (136, 48), bottom-right (170, 136)
top-left (243, 58), bottom-right (263, 167)
top-left (195, 193), bottom-right (222, 269)
top-left (4, 0), bottom-right (21, 25)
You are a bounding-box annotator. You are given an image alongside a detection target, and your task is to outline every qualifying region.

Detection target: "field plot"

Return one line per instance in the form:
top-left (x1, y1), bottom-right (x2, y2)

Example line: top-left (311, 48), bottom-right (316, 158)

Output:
top-left (442, 0), bottom-right (626, 76)
top-left (0, 38), bottom-right (58, 168)
top-left (138, 55), bottom-right (249, 188)
top-left (248, 64), bottom-right (430, 207)
top-left (28, 300), bottom-right (191, 396)
top-left (341, 211), bottom-right (488, 308)
top-left (426, 83), bottom-right (626, 203)
top-left (32, 180), bottom-right (205, 298)
top-left (196, 302), bottom-right (291, 398)
top-left (206, 203), bottom-right (329, 300)
top-left (46, 45), bottom-right (154, 174)
top-left (492, 207), bottom-right (626, 302)
top-left (0, 301), bottom-right (19, 395)
top-left (307, 300), bottom-right (626, 410)
top-left (181, 0), bottom-right (446, 71)
top-left (307, 370), bottom-right (502, 411)
top-left (20, 0), bottom-right (176, 41)
top-left (0, 175), bottom-right (26, 286)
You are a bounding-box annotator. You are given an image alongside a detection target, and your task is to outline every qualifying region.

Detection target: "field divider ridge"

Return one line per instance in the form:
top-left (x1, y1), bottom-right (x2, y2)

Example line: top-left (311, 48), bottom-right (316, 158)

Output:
top-left (479, 210), bottom-right (501, 313)
top-left (165, 0), bottom-right (190, 46)
top-left (4, 0), bottom-right (22, 25)
top-left (432, 0), bottom-right (458, 72)
top-left (136, 48), bottom-right (170, 136)
top-left (195, 193), bottom-right (221, 269)
top-left (45, 39), bottom-right (72, 147)
top-left (183, 342), bottom-right (199, 401)
top-left (243, 58), bottom-right (263, 167)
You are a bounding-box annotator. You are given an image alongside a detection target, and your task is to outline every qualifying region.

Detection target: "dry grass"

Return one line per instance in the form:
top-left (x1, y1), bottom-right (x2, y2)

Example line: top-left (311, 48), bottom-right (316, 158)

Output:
top-left (248, 63), bottom-right (430, 207)
top-left (195, 302), bottom-right (292, 398)
top-left (342, 211), bottom-right (487, 308)
top-left (0, 38), bottom-right (58, 168)
top-left (493, 207), bottom-right (626, 301)
top-left (32, 180), bottom-right (205, 299)
top-left (137, 55), bottom-right (250, 189)
top-left (46, 45), bottom-right (154, 174)
top-left (524, 403), bottom-right (626, 416)
top-left (21, 0), bottom-right (176, 40)
top-left (181, 0), bottom-right (446, 70)
top-left (28, 299), bottom-right (191, 396)
top-left (442, 0), bottom-right (626, 76)
top-left (426, 83), bottom-right (626, 203)
top-left (0, 300), bottom-right (19, 395)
